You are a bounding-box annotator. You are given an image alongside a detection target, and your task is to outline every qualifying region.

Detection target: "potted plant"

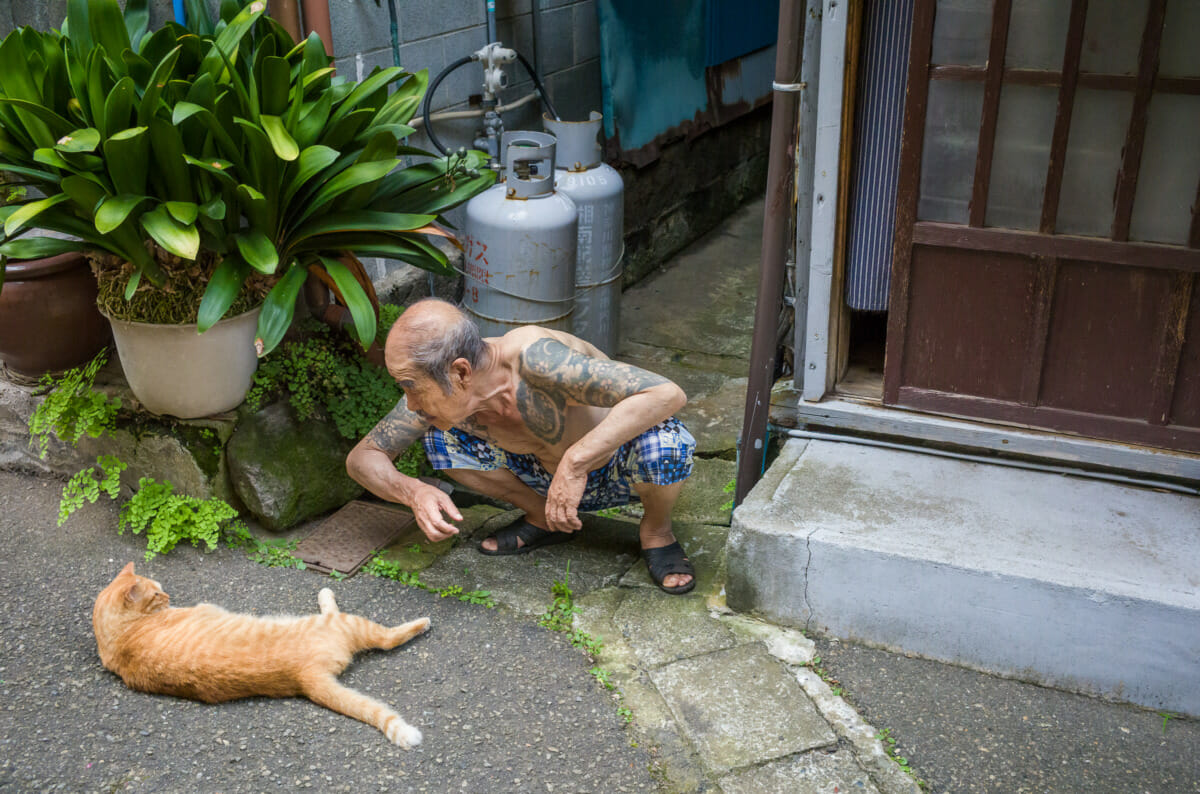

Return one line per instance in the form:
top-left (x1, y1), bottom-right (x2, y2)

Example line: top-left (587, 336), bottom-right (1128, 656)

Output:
top-left (0, 172), bottom-right (111, 379)
top-left (0, 0), bottom-right (494, 416)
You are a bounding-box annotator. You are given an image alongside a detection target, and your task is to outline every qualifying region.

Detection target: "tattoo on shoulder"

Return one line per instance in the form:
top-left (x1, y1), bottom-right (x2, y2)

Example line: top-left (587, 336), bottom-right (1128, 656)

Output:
top-left (520, 337), bottom-right (670, 408)
top-left (363, 400), bottom-right (428, 455)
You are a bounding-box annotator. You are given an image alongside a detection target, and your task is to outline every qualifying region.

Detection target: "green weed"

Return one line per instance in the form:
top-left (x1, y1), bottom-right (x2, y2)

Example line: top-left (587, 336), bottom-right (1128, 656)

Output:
top-left (365, 554), bottom-right (495, 607)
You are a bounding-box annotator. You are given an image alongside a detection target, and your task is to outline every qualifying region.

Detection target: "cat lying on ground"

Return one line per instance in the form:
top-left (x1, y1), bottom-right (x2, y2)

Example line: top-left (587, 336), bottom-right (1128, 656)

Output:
top-left (92, 562), bottom-right (430, 747)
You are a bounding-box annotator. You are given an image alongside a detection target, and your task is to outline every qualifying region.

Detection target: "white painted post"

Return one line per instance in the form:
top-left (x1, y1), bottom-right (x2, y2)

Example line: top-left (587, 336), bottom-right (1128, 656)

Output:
top-left (802, 0), bottom-right (849, 402)
top-left (791, 0), bottom-right (823, 390)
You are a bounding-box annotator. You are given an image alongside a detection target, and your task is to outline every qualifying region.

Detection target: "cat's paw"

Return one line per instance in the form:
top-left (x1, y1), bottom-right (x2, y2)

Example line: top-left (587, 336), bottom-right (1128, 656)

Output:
top-left (386, 720), bottom-right (422, 748)
top-left (318, 588), bottom-right (338, 614)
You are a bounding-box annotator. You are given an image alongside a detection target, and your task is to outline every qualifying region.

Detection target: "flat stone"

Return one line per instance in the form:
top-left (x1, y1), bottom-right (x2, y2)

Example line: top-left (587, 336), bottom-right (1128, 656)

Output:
top-left (419, 513), bottom-right (641, 616)
top-left (719, 749), bottom-right (881, 794)
top-left (612, 587), bottom-right (738, 668)
top-left (650, 643), bottom-right (836, 776)
top-left (674, 456), bottom-right (737, 525)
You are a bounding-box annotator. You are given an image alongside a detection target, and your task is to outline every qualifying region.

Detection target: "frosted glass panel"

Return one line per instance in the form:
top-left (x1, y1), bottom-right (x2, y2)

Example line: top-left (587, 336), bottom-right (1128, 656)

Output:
top-left (918, 79), bottom-right (984, 223)
top-left (1079, 0), bottom-right (1148, 75)
top-left (986, 84), bottom-right (1058, 230)
top-left (1056, 88), bottom-right (1132, 237)
top-left (1005, 0), bottom-right (1070, 71)
top-left (931, 0), bottom-right (991, 66)
top-left (1130, 94), bottom-right (1200, 245)
top-left (1160, 0), bottom-right (1200, 78)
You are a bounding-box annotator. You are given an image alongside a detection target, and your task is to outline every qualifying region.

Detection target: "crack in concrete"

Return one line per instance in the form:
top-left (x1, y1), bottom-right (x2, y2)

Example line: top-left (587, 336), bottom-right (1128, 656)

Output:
top-left (802, 527), bottom-right (818, 635)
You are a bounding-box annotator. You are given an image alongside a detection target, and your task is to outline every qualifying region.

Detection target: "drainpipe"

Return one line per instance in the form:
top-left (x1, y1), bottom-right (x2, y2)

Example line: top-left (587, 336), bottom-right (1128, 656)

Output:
top-left (267, 0), bottom-right (303, 43)
top-left (734, 0), bottom-right (807, 505)
top-left (300, 0), bottom-right (333, 55)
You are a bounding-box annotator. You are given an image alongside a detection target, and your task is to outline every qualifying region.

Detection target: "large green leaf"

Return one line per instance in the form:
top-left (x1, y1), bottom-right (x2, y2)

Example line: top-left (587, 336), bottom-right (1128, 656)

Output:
top-left (182, 0), bottom-right (215, 36)
top-left (103, 77), bottom-right (137, 135)
top-left (259, 55), bottom-right (290, 116)
top-left (256, 264), bottom-right (307, 355)
top-left (123, 0), bottom-right (151, 50)
top-left (297, 210), bottom-right (436, 238)
top-left (0, 99), bottom-right (75, 145)
top-left (0, 237), bottom-right (88, 259)
top-left (149, 117), bottom-right (193, 202)
top-left (87, 0), bottom-right (132, 62)
top-left (293, 92), bottom-right (332, 150)
top-left (54, 127), bottom-right (101, 153)
top-left (328, 67), bottom-right (403, 126)
top-left (165, 201), bottom-right (199, 225)
top-left (199, 1), bottom-right (266, 80)
top-left (319, 255), bottom-right (376, 349)
top-left (60, 174), bottom-right (164, 283)
top-left (295, 158), bottom-right (397, 224)
top-left (141, 204), bottom-right (199, 259)
top-left (233, 228), bottom-right (279, 273)
top-left (260, 114), bottom-right (299, 161)
top-left (171, 102), bottom-right (242, 164)
top-left (183, 154), bottom-right (239, 188)
top-left (137, 45), bottom-right (182, 126)
top-left (281, 144), bottom-right (338, 206)
top-left (95, 194), bottom-right (148, 234)
top-left (104, 126), bottom-right (149, 195)
top-left (196, 255), bottom-right (249, 331)
top-left (3, 194), bottom-right (70, 237)
top-left (64, 0), bottom-right (96, 55)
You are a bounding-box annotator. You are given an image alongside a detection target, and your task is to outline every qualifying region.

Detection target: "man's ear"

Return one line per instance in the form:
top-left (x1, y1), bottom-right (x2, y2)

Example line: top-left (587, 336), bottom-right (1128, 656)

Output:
top-left (451, 358), bottom-right (472, 387)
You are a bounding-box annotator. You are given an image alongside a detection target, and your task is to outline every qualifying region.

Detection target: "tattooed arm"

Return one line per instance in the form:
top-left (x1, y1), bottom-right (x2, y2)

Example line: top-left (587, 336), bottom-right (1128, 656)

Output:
top-left (518, 338), bottom-right (687, 531)
top-left (346, 398), bottom-right (463, 541)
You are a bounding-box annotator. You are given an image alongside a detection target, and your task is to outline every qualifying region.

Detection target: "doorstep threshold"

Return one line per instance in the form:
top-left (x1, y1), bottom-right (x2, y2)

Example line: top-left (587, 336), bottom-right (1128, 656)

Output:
top-left (770, 391), bottom-right (1200, 487)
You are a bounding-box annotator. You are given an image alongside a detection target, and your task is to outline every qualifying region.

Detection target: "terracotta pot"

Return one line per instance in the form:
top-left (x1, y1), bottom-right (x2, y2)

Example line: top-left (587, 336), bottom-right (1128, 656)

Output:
top-left (0, 251), bottom-right (111, 377)
top-left (104, 307), bottom-right (261, 419)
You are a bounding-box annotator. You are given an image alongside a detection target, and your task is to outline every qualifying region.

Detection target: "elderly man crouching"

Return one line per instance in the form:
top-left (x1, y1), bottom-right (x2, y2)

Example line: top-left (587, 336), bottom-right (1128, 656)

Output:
top-left (345, 297), bottom-right (697, 594)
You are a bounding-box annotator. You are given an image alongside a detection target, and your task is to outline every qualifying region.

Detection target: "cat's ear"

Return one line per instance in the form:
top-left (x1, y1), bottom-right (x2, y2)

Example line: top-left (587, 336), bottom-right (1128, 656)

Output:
top-left (119, 562), bottom-right (136, 577)
top-left (124, 581), bottom-right (144, 604)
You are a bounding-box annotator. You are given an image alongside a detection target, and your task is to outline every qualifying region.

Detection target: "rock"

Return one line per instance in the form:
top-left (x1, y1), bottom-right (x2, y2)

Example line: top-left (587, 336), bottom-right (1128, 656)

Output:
top-left (226, 401), bottom-right (363, 531)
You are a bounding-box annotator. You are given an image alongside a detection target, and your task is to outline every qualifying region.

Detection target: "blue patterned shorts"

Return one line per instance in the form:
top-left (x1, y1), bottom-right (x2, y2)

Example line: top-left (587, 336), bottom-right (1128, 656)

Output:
top-left (422, 417), bottom-right (695, 511)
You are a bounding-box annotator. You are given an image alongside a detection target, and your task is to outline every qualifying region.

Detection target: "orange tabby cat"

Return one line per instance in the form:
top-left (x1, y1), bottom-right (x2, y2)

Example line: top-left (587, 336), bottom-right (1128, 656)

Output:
top-left (92, 562), bottom-right (430, 747)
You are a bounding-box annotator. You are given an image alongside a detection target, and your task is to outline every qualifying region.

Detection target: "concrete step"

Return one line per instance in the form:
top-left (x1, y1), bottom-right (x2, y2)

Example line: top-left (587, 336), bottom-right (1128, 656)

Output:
top-left (727, 438), bottom-right (1200, 716)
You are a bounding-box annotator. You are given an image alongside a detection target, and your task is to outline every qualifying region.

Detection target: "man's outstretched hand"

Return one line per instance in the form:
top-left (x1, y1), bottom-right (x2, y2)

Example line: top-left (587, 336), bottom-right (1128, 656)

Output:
top-left (409, 480), bottom-right (463, 542)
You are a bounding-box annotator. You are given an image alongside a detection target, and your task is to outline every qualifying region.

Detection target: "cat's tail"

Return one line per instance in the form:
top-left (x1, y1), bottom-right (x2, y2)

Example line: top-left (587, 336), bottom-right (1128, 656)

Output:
top-left (302, 672), bottom-right (422, 748)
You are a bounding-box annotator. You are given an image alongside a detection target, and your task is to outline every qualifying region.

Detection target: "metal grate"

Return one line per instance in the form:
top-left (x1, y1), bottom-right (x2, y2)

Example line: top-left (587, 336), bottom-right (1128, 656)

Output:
top-left (295, 500), bottom-right (418, 577)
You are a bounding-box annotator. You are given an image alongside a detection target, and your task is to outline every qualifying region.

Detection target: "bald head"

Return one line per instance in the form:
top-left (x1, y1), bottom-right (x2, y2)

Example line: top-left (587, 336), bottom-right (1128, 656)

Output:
top-left (385, 298), bottom-right (487, 393)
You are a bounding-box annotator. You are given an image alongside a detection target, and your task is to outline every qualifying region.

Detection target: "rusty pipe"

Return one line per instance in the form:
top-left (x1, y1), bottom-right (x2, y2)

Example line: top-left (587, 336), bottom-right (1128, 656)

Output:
top-left (267, 0), bottom-right (303, 43)
top-left (734, 0), bottom-right (807, 505)
top-left (300, 0), bottom-right (333, 55)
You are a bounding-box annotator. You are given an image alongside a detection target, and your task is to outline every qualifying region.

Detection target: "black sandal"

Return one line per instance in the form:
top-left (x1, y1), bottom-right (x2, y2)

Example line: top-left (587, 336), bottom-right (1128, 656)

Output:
top-left (478, 519), bottom-right (575, 556)
top-left (642, 541), bottom-right (695, 595)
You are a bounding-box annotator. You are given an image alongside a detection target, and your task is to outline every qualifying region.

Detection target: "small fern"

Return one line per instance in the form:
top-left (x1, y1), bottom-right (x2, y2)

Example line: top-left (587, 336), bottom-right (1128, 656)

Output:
top-left (28, 351), bottom-right (120, 458)
top-left (58, 455), bottom-right (127, 525)
top-left (118, 477), bottom-right (239, 561)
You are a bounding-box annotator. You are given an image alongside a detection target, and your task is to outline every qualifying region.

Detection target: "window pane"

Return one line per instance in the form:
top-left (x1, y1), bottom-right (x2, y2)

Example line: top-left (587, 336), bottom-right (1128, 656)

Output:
top-left (986, 84), bottom-right (1058, 230)
top-left (1079, 0), bottom-right (1148, 75)
top-left (918, 79), bottom-right (984, 223)
top-left (1056, 88), bottom-right (1132, 237)
top-left (931, 0), bottom-right (992, 66)
top-left (1130, 94), bottom-right (1200, 245)
top-left (1005, 0), bottom-right (1070, 71)
top-left (1160, 0), bottom-right (1200, 78)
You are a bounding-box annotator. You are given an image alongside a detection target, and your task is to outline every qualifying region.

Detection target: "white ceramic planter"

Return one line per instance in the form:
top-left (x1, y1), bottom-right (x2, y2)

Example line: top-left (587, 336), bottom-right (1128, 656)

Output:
top-left (104, 308), bottom-right (261, 418)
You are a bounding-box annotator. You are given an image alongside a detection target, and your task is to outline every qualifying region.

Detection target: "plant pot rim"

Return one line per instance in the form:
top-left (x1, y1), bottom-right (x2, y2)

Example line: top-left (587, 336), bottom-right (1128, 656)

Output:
top-left (99, 305), bottom-right (261, 330)
top-left (2, 251), bottom-right (89, 280)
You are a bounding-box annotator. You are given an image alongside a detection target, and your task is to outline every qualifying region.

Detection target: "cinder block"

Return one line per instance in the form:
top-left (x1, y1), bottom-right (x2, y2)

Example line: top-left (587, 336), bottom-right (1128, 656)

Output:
top-left (546, 60), bottom-right (602, 123)
top-left (573, 0), bottom-right (600, 63)
top-left (536, 4), bottom-right (574, 74)
top-left (400, 0), bottom-right (485, 44)
top-left (328, 0), bottom-right (395, 59)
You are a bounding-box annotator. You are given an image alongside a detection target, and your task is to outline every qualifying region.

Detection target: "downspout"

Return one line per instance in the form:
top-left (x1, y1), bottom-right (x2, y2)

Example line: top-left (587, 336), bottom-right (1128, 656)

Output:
top-left (267, 0), bottom-right (303, 43)
top-left (300, 0), bottom-right (333, 55)
top-left (734, 0), bottom-right (807, 505)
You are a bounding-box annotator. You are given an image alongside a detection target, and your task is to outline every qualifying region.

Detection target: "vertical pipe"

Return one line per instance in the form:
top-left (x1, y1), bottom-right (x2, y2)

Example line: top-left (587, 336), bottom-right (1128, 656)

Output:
top-left (172, 0), bottom-right (186, 26)
top-left (268, 0), bottom-right (303, 43)
top-left (486, 0), bottom-right (498, 43)
top-left (734, 0), bottom-right (807, 505)
top-left (301, 0), bottom-right (333, 55)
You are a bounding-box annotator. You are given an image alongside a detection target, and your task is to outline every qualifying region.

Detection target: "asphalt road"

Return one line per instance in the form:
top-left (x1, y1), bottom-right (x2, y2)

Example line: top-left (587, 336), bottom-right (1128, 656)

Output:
top-left (0, 471), bottom-right (656, 793)
top-left (813, 636), bottom-right (1200, 794)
